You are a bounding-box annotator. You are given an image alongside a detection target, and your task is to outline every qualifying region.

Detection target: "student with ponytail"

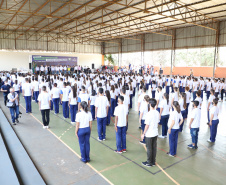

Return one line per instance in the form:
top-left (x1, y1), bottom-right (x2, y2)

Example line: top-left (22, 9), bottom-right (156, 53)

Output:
top-left (139, 95), bottom-right (150, 144)
top-left (179, 92), bottom-right (187, 132)
top-left (89, 90), bottom-right (96, 121)
top-left (75, 101), bottom-right (92, 163)
top-left (159, 93), bottom-right (170, 138)
top-left (69, 85), bottom-right (78, 124)
top-left (207, 89), bottom-right (215, 122)
top-left (110, 85), bottom-right (116, 117)
top-left (167, 101), bottom-right (183, 157)
top-left (171, 87), bottom-right (179, 110)
top-left (105, 90), bottom-right (111, 125)
top-left (185, 86), bottom-right (191, 118)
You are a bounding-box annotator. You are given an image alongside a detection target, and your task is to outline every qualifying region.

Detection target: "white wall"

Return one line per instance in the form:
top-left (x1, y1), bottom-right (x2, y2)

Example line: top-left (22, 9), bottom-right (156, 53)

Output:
top-left (0, 50), bottom-right (102, 71)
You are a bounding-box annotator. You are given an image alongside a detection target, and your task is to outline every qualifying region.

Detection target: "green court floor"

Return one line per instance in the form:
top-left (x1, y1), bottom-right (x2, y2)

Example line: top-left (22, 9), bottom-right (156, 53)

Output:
top-left (19, 96), bottom-right (226, 185)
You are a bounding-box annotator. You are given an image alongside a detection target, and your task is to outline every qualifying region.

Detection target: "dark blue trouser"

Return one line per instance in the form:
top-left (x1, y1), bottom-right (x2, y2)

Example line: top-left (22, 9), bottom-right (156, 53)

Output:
top-left (210, 119), bottom-right (219, 142)
top-left (62, 101), bottom-right (69, 118)
top-left (70, 104), bottom-right (77, 122)
top-left (52, 98), bottom-right (59, 114)
top-left (201, 90), bottom-right (204, 99)
top-left (206, 91), bottom-right (210, 100)
top-left (221, 89), bottom-right (225, 101)
top-left (111, 98), bottom-right (116, 117)
top-left (90, 105), bottom-right (95, 120)
top-left (160, 115), bottom-right (169, 136)
top-left (133, 88), bottom-right (135, 96)
top-left (166, 86), bottom-right (170, 95)
top-left (193, 91), bottom-right (197, 101)
top-left (190, 128), bottom-right (199, 147)
top-left (141, 120), bottom-right (145, 142)
top-left (50, 100), bottom-right (53, 111)
top-left (34, 91), bottom-right (39, 103)
top-left (78, 127), bottom-right (90, 162)
top-left (97, 117), bottom-right (107, 140)
top-left (9, 106), bottom-right (19, 123)
top-left (130, 95), bottom-right (132, 109)
top-left (146, 84), bottom-right (149, 90)
top-left (116, 126), bottom-right (127, 151)
top-left (169, 129), bottom-right (179, 155)
top-left (152, 91), bottom-right (155, 98)
top-left (186, 103), bottom-right (189, 118)
top-left (24, 96), bottom-right (32, 113)
top-left (116, 96), bottom-right (118, 106)
top-left (107, 110), bottom-right (111, 125)
top-left (179, 110), bottom-right (186, 132)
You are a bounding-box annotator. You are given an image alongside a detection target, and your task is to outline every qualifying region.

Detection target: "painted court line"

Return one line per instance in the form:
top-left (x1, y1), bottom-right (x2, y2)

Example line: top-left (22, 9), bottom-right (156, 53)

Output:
top-left (199, 143), bottom-right (226, 161)
top-left (143, 145), bottom-right (180, 185)
top-left (19, 104), bottom-right (113, 185)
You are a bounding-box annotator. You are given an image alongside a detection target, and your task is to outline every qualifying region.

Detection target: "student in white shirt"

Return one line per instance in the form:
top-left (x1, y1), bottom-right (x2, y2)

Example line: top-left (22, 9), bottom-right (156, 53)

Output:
top-left (105, 90), bottom-right (111, 125)
top-left (188, 101), bottom-right (201, 149)
top-left (156, 86), bottom-right (163, 113)
top-left (139, 95), bottom-right (150, 144)
top-left (151, 81), bottom-right (156, 98)
top-left (167, 101), bottom-right (183, 157)
top-left (121, 87), bottom-right (130, 130)
top-left (179, 92), bottom-right (187, 132)
top-left (185, 86), bottom-right (191, 118)
top-left (32, 77), bottom-right (39, 103)
top-left (89, 90), bottom-right (96, 121)
top-left (206, 78), bottom-right (211, 100)
top-left (195, 90), bottom-right (202, 109)
top-left (51, 83), bottom-right (61, 114)
top-left (110, 85), bottom-right (116, 117)
top-left (159, 93), bottom-right (170, 138)
top-left (22, 78), bottom-right (33, 113)
top-left (207, 89), bottom-right (215, 122)
top-left (208, 98), bottom-right (219, 143)
top-left (114, 96), bottom-right (128, 154)
top-left (75, 101), bottom-right (92, 163)
top-left (38, 86), bottom-right (51, 129)
top-left (78, 86), bottom-right (90, 110)
top-left (13, 80), bottom-right (20, 96)
top-left (141, 98), bottom-right (159, 167)
top-left (95, 88), bottom-right (109, 141)
top-left (171, 87), bottom-right (179, 109)
top-left (192, 78), bottom-right (198, 101)
top-left (69, 85), bottom-right (78, 124)
top-left (60, 82), bottom-right (70, 119)
top-left (7, 88), bottom-right (19, 125)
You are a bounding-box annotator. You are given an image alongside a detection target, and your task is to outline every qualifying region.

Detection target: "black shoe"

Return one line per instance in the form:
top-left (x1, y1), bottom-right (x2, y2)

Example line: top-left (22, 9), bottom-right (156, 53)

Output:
top-left (16, 119), bottom-right (19, 123)
top-left (87, 160), bottom-right (90, 163)
top-left (139, 126), bottom-right (141, 129)
top-left (139, 141), bottom-right (146, 145)
top-left (151, 163), bottom-right (156, 166)
top-left (142, 161), bottom-right (152, 167)
top-left (80, 159), bottom-right (87, 163)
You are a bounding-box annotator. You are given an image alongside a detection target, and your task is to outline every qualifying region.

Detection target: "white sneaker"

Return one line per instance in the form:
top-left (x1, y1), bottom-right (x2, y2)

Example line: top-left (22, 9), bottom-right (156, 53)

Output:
top-left (46, 126), bottom-right (49, 129)
top-left (97, 137), bottom-right (102, 141)
top-left (43, 126), bottom-right (46, 129)
top-left (158, 135), bottom-right (165, 139)
top-left (207, 139), bottom-right (211, 142)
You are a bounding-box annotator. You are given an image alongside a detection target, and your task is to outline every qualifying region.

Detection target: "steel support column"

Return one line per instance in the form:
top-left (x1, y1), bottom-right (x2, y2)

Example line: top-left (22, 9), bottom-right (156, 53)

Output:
top-left (118, 39), bottom-right (122, 67)
top-left (170, 29), bottom-right (176, 76)
top-left (141, 34), bottom-right (145, 66)
top-left (213, 22), bottom-right (220, 77)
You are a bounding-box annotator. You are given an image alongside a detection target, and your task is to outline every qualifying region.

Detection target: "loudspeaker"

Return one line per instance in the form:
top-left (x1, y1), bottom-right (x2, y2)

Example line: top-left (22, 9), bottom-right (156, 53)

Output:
top-left (92, 63), bottom-right (94, 69)
top-left (29, 63), bottom-right (32, 69)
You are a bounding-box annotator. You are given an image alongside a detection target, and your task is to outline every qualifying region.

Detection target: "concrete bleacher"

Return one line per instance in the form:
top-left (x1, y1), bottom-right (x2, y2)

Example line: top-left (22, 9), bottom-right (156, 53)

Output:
top-left (0, 109), bottom-right (46, 185)
top-left (0, 132), bottom-right (19, 185)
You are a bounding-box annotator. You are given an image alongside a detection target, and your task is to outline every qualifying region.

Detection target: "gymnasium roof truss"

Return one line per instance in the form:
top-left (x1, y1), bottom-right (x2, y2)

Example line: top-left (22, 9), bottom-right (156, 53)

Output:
top-left (0, 0), bottom-right (225, 45)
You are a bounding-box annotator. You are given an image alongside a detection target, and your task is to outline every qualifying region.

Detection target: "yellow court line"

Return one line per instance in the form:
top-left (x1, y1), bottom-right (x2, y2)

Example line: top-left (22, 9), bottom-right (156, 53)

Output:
top-left (199, 143), bottom-right (226, 161)
top-left (143, 145), bottom-right (180, 185)
top-left (19, 104), bottom-right (113, 185)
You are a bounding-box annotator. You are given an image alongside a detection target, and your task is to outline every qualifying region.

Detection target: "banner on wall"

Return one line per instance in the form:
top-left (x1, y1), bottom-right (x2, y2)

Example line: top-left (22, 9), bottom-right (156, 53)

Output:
top-left (31, 55), bottom-right (78, 66)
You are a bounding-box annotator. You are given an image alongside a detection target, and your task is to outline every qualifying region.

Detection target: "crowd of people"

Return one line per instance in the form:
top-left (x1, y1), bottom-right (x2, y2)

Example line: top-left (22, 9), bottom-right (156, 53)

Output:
top-left (0, 68), bottom-right (224, 166)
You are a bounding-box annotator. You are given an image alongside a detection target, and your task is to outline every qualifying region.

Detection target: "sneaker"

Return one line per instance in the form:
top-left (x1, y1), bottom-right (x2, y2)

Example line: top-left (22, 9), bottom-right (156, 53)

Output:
top-left (54, 113), bottom-right (57, 115)
top-left (187, 144), bottom-right (193, 148)
top-left (192, 146), bottom-right (198, 149)
top-left (97, 137), bottom-right (102, 142)
top-left (16, 119), bottom-right (19, 123)
top-left (142, 161), bottom-right (151, 167)
top-left (114, 150), bottom-right (122, 154)
top-left (169, 154), bottom-right (175, 157)
top-left (43, 126), bottom-right (46, 129)
top-left (139, 141), bottom-right (146, 145)
top-left (103, 139), bottom-right (106, 141)
top-left (151, 163), bottom-right (156, 166)
top-left (46, 126), bottom-right (49, 129)
top-left (122, 149), bottom-right (126, 153)
top-left (12, 122), bottom-right (16, 125)
top-left (139, 126), bottom-right (141, 129)
top-left (207, 139), bottom-right (212, 143)
top-left (158, 135), bottom-right (165, 139)
top-left (80, 159), bottom-right (87, 163)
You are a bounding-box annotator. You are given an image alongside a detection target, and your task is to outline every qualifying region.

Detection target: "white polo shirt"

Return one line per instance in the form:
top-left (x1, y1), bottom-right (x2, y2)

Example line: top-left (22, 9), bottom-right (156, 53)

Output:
top-left (144, 110), bottom-right (159, 137)
top-left (38, 92), bottom-right (51, 110)
top-left (69, 92), bottom-right (77, 105)
top-left (95, 95), bottom-right (109, 118)
top-left (139, 101), bottom-right (148, 120)
top-left (76, 111), bottom-right (92, 128)
top-left (114, 104), bottom-right (128, 127)
top-left (190, 108), bottom-right (201, 128)
top-left (22, 83), bottom-right (32, 96)
top-left (60, 87), bottom-right (70, 102)
top-left (209, 106), bottom-right (219, 121)
top-left (51, 87), bottom-right (61, 99)
top-left (159, 99), bottom-right (170, 116)
top-left (156, 91), bottom-right (163, 108)
top-left (208, 95), bottom-right (215, 110)
top-left (168, 111), bottom-right (182, 129)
